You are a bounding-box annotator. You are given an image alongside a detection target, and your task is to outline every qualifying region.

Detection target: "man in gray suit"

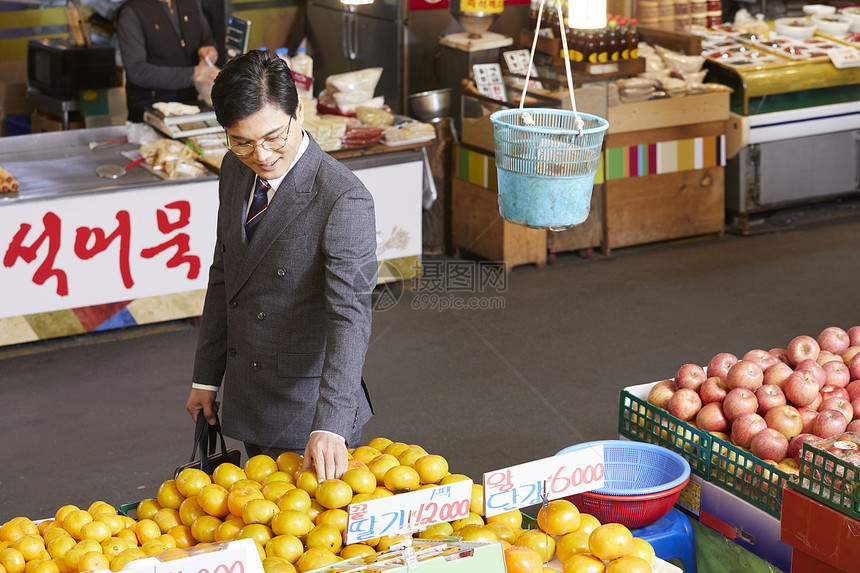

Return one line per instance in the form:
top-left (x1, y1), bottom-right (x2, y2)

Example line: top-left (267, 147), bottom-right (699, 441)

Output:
top-left (186, 50), bottom-right (377, 481)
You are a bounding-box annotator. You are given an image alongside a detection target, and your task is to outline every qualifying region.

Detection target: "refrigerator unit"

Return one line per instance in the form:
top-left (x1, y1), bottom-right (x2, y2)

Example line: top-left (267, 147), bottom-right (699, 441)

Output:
top-left (305, 0), bottom-right (456, 115)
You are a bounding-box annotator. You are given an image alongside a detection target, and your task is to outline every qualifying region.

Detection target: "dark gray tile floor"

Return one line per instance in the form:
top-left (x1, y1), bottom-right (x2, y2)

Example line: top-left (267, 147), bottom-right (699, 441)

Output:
top-left (3, 208), bottom-right (860, 521)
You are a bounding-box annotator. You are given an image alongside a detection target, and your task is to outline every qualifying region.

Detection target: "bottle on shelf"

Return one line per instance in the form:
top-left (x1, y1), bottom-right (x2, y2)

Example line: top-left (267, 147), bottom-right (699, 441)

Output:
top-left (608, 19), bottom-right (620, 61)
top-left (595, 26), bottom-right (609, 63)
top-left (275, 47), bottom-right (291, 67)
top-left (583, 30), bottom-right (597, 63)
top-left (627, 19), bottom-right (639, 59)
top-left (291, 46), bottom-right (313, 79)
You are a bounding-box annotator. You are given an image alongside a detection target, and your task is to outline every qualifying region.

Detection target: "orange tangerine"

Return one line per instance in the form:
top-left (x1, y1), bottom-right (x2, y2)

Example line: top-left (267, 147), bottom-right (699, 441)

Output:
top-left (153, 509), bottom-right (181, 534)
top-left (382, 442), bottom-right (410, 458)
top-left (263, 472), bottom-right (292, 486)
top-left (13, 536), bottom-right (45, 561)
top-left (304, 525), bottom-right (341, 554)
top-left (262, 481), bottom-right (295, 504)
top-left (191, 516), bottom-right (222, 544)
top-left (413, 455), bottom-right (449, 485)
top-left (76, 552), bottom-right (108, 573)
top-left (314, 509), bottom-right (348, 533)
top-left (440, 474), bottom-right (470, 485)
top-left (236, 524), bottom-right (273, 547)
top-left (100, 537), bottom-right (129, 560)
top-left (9, 521), bottom-right (37, 538)
top-left (135, 500), bottom-right (161, 522)
top-left (156, 481), bottom-right (185, 511)
top-left (214, 521), bottom-right (242, 542)
top-left (156, 535), bottom-right (176, 549)
top-left (212, 464), bottom-right (247, 490)
top-left (167, 525), bottom-right (194, 549)
top-left (366, 438), bottom-right (393, 452)
top-left (227, 486), bottom-right (265, 518)
top-left (294, 547), bottom-right (338, 573)
top-left (30, 561), bottom-right (58, 573)
top-left (179, 497), bottom-right (207, 528)
top-left (46, 537), bottom-right (75, 561)
top-left (372, 487), bottom-right (394, 498)
top-left (0, 548), bottom-right (25, 573)
top-left (175, 469), bottom-right (212, 498)
top-left (115, 529), bottom-right (138, 547)
top-left (197, 484), bottom-right (231, 518)
top-left (242, 500), bottom-right (279, 526)
top-left (350, 446), bottom-right (382, 466)
top-left (275, 453), bottom-right (303, 477)
top-left (264, 535), bottom-right (303, 563)
top-left (340, 544), bottom-right (376, 560)
top-left (261, 556), bottom-right (296, 573)
top-left (294, 471), bottom-right (319, 496)
top-left (368, 455), bottom-right (399, 486)
top-left (277, 489), bottom-right (311, 513)
top-left (132, 520), bottom-right (161, 545)
top-left (94, 515), bottom-right (125, 537)
top-left (244, 456), bottom-right (279, 484)
top-left (383, 466), bottom-right (420, 493)
top-left (315, 480), bottom-right (352, 509)
top-left (80, 522), bottom-right (112, 544)
top-left (62, 511), bottom-right (93, 541)
top-left (53, 508), bottom-right (79, 526)
top-left (270, 511), bottom-right (313, 538)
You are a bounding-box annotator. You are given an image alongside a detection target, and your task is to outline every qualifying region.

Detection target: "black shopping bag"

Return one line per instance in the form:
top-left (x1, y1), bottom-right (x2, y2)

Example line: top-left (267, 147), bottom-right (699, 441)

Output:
top-left (174, 414), bottom-right (241, 478)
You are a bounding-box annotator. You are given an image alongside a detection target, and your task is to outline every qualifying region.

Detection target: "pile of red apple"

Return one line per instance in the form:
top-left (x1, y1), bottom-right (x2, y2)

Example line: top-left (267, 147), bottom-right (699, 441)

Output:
top-left (647, 326), bottom-right (860, 474)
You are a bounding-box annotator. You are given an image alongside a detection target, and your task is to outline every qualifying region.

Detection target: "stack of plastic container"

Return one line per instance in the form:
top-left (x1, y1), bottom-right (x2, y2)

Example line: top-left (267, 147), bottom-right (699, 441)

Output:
top-left (674, 0), bottom-right (691, 31)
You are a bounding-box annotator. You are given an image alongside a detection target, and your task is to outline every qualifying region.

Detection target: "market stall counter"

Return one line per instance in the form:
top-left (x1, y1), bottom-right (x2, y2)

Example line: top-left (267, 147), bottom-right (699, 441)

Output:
top-left (0, 124), bottom-right (426, 348)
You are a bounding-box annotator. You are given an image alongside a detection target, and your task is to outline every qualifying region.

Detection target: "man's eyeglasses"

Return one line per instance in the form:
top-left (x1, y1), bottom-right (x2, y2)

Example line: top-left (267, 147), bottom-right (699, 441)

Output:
top-left (229, 118), bottom-right (292, 157)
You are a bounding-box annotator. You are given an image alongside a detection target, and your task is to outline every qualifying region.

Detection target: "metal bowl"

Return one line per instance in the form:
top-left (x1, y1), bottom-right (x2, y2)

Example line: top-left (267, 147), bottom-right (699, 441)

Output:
top-left (408, 88), bottom-right (452, 123)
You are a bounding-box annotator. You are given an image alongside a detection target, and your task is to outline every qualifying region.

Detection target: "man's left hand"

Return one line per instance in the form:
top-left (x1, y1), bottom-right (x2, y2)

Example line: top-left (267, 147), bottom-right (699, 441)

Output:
top-left (302, 432), bottom-right (348, 481)
top-left (198, 45), bottom-right (218, 65)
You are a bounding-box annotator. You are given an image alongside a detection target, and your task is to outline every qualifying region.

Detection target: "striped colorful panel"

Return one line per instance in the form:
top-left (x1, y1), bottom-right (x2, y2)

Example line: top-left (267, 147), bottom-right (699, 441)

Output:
top-left (605, 137), bottom-right (725, 180)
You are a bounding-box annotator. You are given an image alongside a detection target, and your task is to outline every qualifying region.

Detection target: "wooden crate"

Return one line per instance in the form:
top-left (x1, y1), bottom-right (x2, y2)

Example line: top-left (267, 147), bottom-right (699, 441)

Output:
top-left (608, 92), bottom-right (730, 134)
top-left (451, 177), bottom-right (547, 272)
top-left (606, 167), bottom-right (725, 249)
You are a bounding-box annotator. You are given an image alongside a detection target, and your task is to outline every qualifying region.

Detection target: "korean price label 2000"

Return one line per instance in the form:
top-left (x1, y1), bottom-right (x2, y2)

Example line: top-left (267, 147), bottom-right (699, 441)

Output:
top-left (346, 480), bottom-right (473, 544)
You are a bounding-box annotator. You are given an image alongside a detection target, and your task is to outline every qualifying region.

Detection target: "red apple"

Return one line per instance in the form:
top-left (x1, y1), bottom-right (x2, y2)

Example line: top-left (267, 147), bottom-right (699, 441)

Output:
top-left (849, 353), bottom-right (860, 381)
top-left (810, 392), bottom-right (823, 411)
top-left (725, 360), bottom-right (764, 391)
top-left (769, 348), bottom-right (790, 365)
top-left (798, 407), bottom-right (818, 434)
top-left (813, 409), bottom-right (848, 439)
top-left (818, 326), bottom-right (850, 355)
top-left (853, 397), bottom-right (860, 421)
top-left (796, 359), bottom-right (826, 389)
top-left (763, 362), bottom-right (793, 389)
top-left (844, 346), bottom-right (860, 365)
top-left (723, 388), bottom-right (759, 422)
top-left (848, 380), bottom-right (860, 402)
top-left (816, 351), bottom-right (843, 366)
top-left (847, 419), bottom-right (860, 433)
top-left (648, 379), bottom-right (676, 409)
top-left (755, 384), bottom-right (786, 415)
top-left (696, 402), bottom-right (731, 433)
top-left (821, 397), bottom-right (854, 424)
top-left (820, 385), bottom-right (850, 402)
top-left (700, 376), bottom-right (729, 405)
top-left (707, 352), bottom-right (738, 380)
top-left (751, 428), bottom-right (789, 463)
top-left (675, 363), bottom-right (707, 392)
top-left (786, 335), bottom-right (821, 366)
top-left (732, 413), bottom-right (768, 449)
top-left (823, 361), bottom-right (851, 389)
top-left (789, 433), bottom-right (821, 463)
top-left (743, 349), bottom-right (780, 373)
top-left (765, 405), bottom-right (803, 440)
top-left (785, 370), bottom-right (820, 407)
top-left (849, 327), bottom-right (860, 347)
top-left (667, 388), bottom-right (702, 422)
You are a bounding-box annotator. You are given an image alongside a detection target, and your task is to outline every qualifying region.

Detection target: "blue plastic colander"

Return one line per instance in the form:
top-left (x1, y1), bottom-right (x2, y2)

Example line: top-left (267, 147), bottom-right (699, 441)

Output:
top-left (555, 440), bottom-right (691, 528)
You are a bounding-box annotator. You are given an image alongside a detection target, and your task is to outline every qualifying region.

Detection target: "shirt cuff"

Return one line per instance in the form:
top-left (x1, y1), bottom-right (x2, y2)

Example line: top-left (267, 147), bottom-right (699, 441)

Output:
top-left (191, 383), bottom-right (220, 392)
top-left (310, 430), bottom-right (346, 444)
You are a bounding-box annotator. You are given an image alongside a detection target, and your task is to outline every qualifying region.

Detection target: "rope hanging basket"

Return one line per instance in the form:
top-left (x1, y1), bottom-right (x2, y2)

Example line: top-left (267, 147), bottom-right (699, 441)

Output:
top-left (490, 109), bottom-right (608, 231)
top-left (490, 0), bottom-right (609, 231)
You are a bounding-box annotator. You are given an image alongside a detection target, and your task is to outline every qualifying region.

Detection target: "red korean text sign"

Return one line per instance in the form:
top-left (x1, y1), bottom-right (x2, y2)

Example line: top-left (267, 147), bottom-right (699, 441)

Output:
top-left (346, 479), bottom-right (473, 544)
top-left (482, 445), bottom-right (605, 517)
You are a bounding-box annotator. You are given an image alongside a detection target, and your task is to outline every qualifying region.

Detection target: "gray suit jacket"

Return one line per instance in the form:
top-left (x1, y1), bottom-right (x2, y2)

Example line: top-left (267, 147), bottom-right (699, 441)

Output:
top-left (192, 133), bottom-right (377, 450)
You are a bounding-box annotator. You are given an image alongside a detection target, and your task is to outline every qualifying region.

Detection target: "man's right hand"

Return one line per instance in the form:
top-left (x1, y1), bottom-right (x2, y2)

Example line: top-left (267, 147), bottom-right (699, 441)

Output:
top-left (192, 62), bottom-right (219, 85)
top-left (186, 388), bottom-right (219, 424)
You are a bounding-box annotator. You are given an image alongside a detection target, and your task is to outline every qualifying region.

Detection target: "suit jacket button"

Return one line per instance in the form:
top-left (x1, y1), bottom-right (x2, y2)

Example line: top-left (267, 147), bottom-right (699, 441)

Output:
top-left (257, 312), bottom-right (266, 320)
top-left (230, 300), bottom-right (238, 308)
top-left (253, 362), bottom-right (261, 370)
top-left (228, 348), bottom-right (236, 357)
top-left (277, 268), bottom-right (286, 277)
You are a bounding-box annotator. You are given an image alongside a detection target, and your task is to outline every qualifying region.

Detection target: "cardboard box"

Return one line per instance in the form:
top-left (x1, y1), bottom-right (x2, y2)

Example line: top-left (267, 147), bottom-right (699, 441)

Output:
top-left (678, 474), bottom-right (793, 572)
top-left (30, 110), bottom-right (84, 133)
top-left (608, 91), bottom-right (730, 134)
top-left (0, 61), bottom-right (32, 116)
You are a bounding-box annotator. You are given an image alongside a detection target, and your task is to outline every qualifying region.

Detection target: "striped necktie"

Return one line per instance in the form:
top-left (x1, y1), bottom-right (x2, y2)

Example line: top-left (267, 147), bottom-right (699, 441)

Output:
top-left (245, 177), bottom-right (269, 241)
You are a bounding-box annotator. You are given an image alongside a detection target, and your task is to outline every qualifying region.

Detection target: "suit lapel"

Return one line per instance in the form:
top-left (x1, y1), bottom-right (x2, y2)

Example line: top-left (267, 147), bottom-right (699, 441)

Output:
top-left (229, 134), bottom-right (323, 300)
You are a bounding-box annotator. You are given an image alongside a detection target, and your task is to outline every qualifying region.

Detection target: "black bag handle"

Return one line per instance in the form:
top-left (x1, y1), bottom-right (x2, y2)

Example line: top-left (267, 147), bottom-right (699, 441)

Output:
top-left (188, 413), bottom-right (210, 465)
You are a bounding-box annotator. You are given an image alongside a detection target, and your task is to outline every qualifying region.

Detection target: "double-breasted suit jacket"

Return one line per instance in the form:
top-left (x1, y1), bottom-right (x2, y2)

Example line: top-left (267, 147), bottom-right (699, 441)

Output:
top-left (192, 133), bottom-right (377, 450)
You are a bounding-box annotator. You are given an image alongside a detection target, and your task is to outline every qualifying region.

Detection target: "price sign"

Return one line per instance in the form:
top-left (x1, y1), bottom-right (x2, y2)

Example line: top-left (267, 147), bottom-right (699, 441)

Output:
top-left (346, 480), bottom-right (473, 544)
top-left (483, 445), bottom-right (605, 517)
top-left (152, 538), bottom-right (263, 573)
top-left (472, 64), bottom-right (507, 103)
top-left (503, 50), bottom-right (544, 90)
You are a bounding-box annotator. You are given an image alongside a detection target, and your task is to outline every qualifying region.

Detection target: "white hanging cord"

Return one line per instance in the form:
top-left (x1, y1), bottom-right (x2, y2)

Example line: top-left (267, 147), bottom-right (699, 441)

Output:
top-left (519, 0), bottom-right (545, 112)
top-left (556, 0), bottom-right (584, 133)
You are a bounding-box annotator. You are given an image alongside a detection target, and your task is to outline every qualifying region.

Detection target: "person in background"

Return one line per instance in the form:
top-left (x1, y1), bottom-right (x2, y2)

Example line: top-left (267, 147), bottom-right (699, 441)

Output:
top-left (185, 50), bottom-right (377, 481)
top-left (117, 0), bottom-right (220, 122)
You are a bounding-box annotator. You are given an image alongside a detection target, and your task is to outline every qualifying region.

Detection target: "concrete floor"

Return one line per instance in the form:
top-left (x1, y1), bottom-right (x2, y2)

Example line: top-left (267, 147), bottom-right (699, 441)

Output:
top-left (2, 208), bottom-right (860, 522)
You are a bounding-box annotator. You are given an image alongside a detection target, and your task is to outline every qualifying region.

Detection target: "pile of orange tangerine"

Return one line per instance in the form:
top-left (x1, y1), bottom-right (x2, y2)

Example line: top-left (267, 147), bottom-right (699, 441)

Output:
top-left (0, 438), bottom-right (656, 573)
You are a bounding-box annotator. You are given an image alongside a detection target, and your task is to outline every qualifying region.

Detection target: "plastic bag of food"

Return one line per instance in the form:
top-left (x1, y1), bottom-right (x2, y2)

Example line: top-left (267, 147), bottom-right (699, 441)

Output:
top-left (325, 68), bottom-right (383, 96)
